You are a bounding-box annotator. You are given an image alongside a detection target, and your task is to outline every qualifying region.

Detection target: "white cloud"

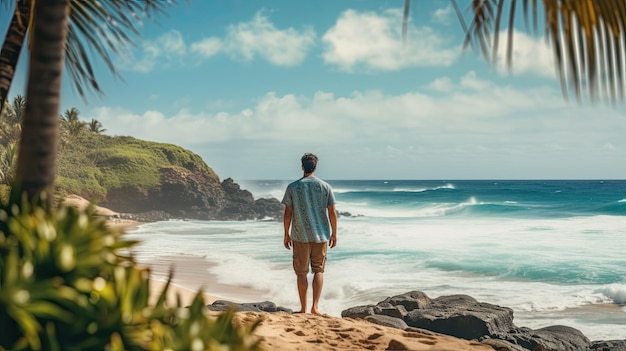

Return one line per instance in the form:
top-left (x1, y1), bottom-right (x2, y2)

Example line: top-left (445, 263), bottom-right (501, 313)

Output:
top-left (190, 37), bottom-right (223, 58)
top-left (494, 30), bottom-right (555, 78)
top-left (427, 77), bottom-right (454, 92)
top-left (120, 30), bottom-right (187, 72)
top-left (322, 8), bottom-right (459, 71)
top-left (89, 72), bottom-right (568, 145)
top-left (124, 11), bottom-right (315, 71)
top-left (460, 71), bottom-right (492, 90)
top-left (87, 71), bottom-right (626, 178)
top-left (432, 5), bottom-right (453, 25)
top-left (220, 11), bottom-right (316, 66)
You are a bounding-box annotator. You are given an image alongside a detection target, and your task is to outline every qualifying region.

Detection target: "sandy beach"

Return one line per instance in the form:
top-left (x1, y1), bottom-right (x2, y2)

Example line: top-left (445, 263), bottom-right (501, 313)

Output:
top-left (145, 267), bottom-right (493, 351)
top-left (140, 255), bottom-right (494, 350)
top-left (63, 194), bottom-right (143, 230)
top-left (232, 311), bottom-right (493, 351)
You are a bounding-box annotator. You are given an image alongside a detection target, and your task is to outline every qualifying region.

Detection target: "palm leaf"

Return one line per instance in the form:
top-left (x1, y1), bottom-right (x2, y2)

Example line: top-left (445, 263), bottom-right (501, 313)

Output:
top-left (65, 0), bottom-right (176, 98)
top-left (459, 0), bottom-right (626, 104)
top-left (402, 0), bottom-right (626, 104)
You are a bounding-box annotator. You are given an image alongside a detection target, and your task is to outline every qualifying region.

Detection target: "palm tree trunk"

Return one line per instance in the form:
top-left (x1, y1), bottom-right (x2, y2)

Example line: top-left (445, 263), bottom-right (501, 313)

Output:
top-left (13, 0), bottom-right (69, 206)
top-left (0, 0), bottom-right (31, 109)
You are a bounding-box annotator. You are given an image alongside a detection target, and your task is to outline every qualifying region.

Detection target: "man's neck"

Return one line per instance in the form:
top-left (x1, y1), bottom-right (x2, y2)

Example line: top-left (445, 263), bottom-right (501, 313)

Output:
top-left (303, 172), bottom-right (315, 177)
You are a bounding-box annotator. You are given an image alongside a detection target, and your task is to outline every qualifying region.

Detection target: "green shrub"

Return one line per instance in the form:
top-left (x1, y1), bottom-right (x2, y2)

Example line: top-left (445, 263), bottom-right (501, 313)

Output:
top-left (0, 200), bottom-right (262, 351)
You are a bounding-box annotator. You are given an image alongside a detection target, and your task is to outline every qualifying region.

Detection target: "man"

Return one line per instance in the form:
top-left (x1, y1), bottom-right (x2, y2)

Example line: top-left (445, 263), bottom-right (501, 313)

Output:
top-left (282, 153), bottom-right (337, 315)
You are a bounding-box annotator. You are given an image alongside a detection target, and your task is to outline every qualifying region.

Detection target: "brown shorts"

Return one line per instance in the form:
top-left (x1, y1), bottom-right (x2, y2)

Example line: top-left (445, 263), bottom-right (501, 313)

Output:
top-left (292, 241), bottom-right (327, 275)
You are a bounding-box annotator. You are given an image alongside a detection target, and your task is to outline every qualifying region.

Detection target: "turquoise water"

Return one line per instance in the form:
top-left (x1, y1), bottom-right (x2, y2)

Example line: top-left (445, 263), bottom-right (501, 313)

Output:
top-left (127, 180), bottom-right (626, 341)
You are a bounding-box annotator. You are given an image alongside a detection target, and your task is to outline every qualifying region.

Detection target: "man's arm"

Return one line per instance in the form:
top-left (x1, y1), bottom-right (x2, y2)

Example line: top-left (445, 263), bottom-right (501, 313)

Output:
top-left (283, 205), bottom-right (293, 250)
top-left (328, 204), bottom-right (337, 248)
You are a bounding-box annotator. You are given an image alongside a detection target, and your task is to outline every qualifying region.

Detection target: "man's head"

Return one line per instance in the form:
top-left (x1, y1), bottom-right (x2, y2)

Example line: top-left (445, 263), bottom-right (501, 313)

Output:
top-left (301, 153), bottom-right (318, 174)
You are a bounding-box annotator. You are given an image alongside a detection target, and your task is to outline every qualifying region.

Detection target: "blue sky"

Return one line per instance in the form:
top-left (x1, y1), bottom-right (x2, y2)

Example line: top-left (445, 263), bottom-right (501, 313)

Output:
top-left (4, 0), bottom-right (626, 180)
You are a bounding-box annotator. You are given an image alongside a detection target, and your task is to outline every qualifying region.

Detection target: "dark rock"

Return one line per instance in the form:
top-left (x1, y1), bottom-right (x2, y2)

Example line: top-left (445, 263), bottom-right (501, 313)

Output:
top-left (242, 301), bottom-right (278, 312)
top-left (385, 290), bottom-right (432, 311)
top-left (206, 300), bottom-right (292, 314)
top-left (341, 305), bottom-right (380, 319)
top-left (217, 178), bottom-right (283, 221)
top-left (533, 325), bottom-right (591, 351)
top-left (253, 197), bottom-right (284, 220)
top-left (590, 340), bottom-right (626, 351)
top-left (480, 337), bottom-right (528, 351)
top-left (490, 325), bottom-right (591, 351)
top-left (207, 300), bottom-right (260, 312)
top-left (364, 315), bottom-right (408, 330)
top-left (378, 305), bottom-right (408, 319)
top-left (403, 294), bottom-right (515, 341)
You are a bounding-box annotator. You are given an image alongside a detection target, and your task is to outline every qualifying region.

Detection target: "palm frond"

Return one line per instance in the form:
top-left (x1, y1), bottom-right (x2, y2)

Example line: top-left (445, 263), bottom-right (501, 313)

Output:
top-left (65, 0), bottom-right (177, 98)
top-left (460, 0), bottom-right (626, 104)
top-left (403, 0), bottom-right (410, 44)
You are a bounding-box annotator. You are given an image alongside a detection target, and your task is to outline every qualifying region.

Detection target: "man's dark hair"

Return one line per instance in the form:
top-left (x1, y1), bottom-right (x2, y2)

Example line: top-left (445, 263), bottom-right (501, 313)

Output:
top-left (301, 153), bottom-right (318, 174)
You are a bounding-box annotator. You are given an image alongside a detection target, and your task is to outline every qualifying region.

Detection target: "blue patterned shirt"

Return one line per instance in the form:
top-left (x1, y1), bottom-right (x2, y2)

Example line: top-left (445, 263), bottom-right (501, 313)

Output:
top-left (282, 176), bottom-right (336, 243)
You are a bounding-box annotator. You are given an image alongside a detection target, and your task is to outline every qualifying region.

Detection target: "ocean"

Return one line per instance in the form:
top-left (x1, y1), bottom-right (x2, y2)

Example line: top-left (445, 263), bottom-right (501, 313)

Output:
top-left (125, 179), bottom-right (626, 341)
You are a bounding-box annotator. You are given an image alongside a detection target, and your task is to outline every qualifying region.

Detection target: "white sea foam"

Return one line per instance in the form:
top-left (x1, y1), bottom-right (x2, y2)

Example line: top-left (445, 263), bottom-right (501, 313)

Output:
top-left (336, 197), bottom-right (480, 218)
top-left (595, 284), bottom-right (626, 304)
top-left (125, 212), bottom-right (626, 340)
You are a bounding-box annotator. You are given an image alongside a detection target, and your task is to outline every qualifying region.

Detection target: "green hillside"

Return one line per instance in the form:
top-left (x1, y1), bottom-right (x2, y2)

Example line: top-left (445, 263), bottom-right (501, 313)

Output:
top-left (56, 133), bottom-right (219, 202)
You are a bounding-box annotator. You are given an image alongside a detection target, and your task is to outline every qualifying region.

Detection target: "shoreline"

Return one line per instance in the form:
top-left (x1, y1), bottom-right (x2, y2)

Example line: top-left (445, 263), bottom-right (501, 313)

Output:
top-left (141, 258), bottom-right (495, 351)
top-left (141, 253), bottom-right (626, 350)
top-left (61, 195), bottom-right (626, 349)
top-left (139, 255), bottom-right (267, 305)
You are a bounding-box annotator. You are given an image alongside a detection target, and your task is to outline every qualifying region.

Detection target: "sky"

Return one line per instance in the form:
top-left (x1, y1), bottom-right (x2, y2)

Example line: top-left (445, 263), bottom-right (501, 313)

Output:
top-left (3, 0), bottom-right (626, 180)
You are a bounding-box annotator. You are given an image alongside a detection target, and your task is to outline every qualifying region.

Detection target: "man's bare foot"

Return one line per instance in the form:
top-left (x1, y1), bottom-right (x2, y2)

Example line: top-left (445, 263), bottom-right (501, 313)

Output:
top-left (311, 308), bottom-right (322, 315)
top-left (294, 310), bottom-right (306, 314)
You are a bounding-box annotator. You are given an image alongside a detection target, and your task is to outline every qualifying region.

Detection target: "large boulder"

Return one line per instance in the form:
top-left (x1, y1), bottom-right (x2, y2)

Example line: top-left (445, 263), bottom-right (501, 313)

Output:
top-left (489, 325), bottom-right (591, 351)
top-left (403, 294), bottom-right (515, 341)
top-left (342, 291), bottom-right (597, 351)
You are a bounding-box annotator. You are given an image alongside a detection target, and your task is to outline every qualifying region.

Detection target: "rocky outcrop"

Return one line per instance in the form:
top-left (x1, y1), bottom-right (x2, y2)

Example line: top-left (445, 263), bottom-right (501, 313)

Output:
top-left (217, 178), bottom-right (284, 220)
top-left (341, 291), bottom-right (596, 351)
top-left (101, 166), bottom-right (283, 222)
top-left (205, 292), bottom-right (624, 350)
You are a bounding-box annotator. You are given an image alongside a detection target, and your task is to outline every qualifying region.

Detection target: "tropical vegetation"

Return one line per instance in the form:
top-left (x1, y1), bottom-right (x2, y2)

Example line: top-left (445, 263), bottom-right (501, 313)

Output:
top-left (0, 202), bottom-right (261, 350)
top-left (1, 0), bottom-right (262, 349)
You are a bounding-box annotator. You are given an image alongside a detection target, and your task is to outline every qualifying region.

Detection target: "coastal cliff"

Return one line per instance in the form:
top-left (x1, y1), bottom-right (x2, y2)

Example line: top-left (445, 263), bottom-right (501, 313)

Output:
top-left (56, 134), bottom-right (282, 221)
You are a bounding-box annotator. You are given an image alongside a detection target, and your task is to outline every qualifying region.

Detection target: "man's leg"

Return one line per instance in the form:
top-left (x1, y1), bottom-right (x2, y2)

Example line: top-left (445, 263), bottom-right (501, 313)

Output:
top-left (296, 274), bottom-right (308, 313)
top-left (310, 242), bottom-right (328, 315)
top-left (311, 272), bottom-right (324, 314)
top-left (292, 241), bottom-right (311, 313)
